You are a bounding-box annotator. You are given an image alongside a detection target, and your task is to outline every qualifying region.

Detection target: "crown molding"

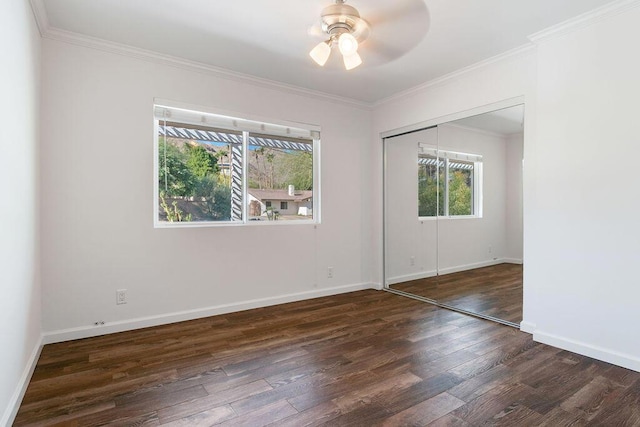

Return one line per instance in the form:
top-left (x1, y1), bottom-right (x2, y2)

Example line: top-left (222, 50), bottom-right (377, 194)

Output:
top-left (40, 28), bottom-right (372, 111)
top-left (373, 44), bottom-right (536, 108)
top-left (529, 0), bottom-right (640, 42)
top-left (28, 0), bottom-right (49, 36)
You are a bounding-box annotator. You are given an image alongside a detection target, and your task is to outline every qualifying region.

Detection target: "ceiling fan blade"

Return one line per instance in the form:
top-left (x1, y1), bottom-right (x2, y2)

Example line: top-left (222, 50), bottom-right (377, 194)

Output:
top-left (360, 38), bottom-right (406, 63)
top-left (357, 0), bottom-right (430, 65)
top-left (365, 0), bottom-right (428, 27)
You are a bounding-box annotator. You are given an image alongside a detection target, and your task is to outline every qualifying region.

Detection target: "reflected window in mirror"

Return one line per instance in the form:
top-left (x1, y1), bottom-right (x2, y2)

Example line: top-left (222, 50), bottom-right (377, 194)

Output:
top-left (418, 145), bottom-right (482, 219)
top-left (448, 159), bottom-right (474, 216)
top-left (418, 155), bottom-right (444, 217)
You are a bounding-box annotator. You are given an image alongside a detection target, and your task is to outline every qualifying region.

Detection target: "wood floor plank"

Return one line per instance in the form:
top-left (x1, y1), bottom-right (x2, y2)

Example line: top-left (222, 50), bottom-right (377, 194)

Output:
top-left (451, 381), bottom-right (541, 425)
top-left (271, 401), bottom-right (343, 427)
top-left (14, 289), bottom-right (640, 426)
top-left (216, 400), bottom-right (298, 427)
top-left (159, 405), bottom-right (236, 426)
top-left (380, 392), bottom-right (466, 426)
top-left (426, 413), bottom-right (471, 426)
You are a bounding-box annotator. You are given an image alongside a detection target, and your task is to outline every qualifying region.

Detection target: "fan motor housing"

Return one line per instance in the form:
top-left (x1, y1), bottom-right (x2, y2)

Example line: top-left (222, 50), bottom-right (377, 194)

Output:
top-left (320, 2), bottom-right (369, 41)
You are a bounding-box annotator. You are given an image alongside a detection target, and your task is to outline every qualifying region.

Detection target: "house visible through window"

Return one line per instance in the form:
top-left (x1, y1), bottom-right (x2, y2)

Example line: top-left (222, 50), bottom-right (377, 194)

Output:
top-left (155, 103), bottom-right (319, 226)
top-left (418, 146), bottom-right (482, 218)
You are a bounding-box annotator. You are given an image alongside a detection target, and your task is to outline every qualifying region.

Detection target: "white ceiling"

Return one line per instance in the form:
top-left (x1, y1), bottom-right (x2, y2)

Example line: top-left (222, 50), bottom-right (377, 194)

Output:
top-left (40, 0), bottom-right (615, 104)
top-left (451, 105), bottom-right (524, 136)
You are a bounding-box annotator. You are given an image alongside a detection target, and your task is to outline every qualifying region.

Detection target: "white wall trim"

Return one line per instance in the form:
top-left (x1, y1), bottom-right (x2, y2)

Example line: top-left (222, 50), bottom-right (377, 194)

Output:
top-left (386, 270), bottom-right (438, 286)
top-left (370, 282), bottom-right (384, 291)
top-left (1, 337), bottom-right (43, 426)
top-left (373, 45), bottom-right (535, 108)
top-left (40, 27), bottom-right (371, 111)
top-left (502, 258), bottom-right (523, 265)
top-left (529, 0), bottom-right (640, 43)
top-left (437, 259), bottom-right (510, 276)
top-left (28, 0), bottom-right (49, 36)
top-left (519, 321), bottom-right (537, 334)
top-left (42, 282), bottom-right (376, 344)
top-left (533, 329), bottom-right (640, 373)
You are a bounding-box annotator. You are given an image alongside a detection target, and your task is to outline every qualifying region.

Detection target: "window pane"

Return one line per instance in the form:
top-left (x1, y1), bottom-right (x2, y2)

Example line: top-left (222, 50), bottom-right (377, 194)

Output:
top-left (247, 133), bottom-right (314, 221)
top-left (448, 160), bottom-right (474, 216)
top-left (157, 122), bottom-right (240, 223)
top-left (155, 104), bottom-right (319, 227)
top-left (418, 156), bottom-right (444, 217)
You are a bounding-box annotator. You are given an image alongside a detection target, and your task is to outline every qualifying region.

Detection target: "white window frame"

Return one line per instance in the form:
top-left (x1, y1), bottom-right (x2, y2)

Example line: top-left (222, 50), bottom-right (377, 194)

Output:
top-left (418, 144), bottom-right (483, 220)
top-left (153, 100), bottom-right (321, 228)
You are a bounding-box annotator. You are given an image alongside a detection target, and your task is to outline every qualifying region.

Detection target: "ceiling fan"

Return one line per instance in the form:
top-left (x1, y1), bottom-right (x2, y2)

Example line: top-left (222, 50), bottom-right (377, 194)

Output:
top-left (308, 0), bottom-right (430, 71)
top-left (309, 0), bottom-right (370, 70)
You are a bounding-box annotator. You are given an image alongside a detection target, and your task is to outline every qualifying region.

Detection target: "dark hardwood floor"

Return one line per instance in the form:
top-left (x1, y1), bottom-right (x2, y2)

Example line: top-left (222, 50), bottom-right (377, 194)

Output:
top-left (15, 289), bottom-right (640, 426)
top-left (392, 264), bottom-right (523, 324)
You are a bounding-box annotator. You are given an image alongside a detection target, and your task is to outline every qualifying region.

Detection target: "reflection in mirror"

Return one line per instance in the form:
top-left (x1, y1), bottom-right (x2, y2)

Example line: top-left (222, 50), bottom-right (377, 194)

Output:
top-left (385, 105), bottom-right (524, 327)
top-left (385, 127), bottom-right (439, 294)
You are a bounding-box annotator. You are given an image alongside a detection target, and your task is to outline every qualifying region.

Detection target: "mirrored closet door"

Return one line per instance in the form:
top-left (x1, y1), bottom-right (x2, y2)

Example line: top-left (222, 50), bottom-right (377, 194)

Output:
top-left (384, 105), bottom-right (524, 327)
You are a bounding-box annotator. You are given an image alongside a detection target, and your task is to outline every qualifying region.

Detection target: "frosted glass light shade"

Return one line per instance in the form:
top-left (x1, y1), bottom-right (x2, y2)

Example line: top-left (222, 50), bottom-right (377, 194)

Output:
top-left (343, 52), bottom-right (362, 70)
top-left (338, 33), bottom-right (358, 56)
top-left (309, 41), bottom-right (331, 66)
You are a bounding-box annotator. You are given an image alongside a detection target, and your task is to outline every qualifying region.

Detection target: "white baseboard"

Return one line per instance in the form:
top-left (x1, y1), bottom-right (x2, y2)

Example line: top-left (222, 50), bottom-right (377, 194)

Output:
top-left (43, 282), bottom-right (377, 344)
top-left (437, 258), bottom-right (509, 275)
top-left (502, 258), bottom-right (523, 265)
top-left (370, 282), bottom-right (384, 291)
top-left (519, 320), bottom-right (537, 334)
top-left (1, 337), bottom-right (43, 426)
top-left (533, 330), bottom-right (640, 373)
top-left (386, 270), bottom-right (437, 286)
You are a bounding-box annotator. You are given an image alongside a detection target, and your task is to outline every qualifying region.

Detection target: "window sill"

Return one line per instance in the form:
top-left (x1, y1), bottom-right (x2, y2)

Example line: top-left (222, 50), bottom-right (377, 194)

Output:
top-left (418, 215), bottom-right (481, 221)
top-left (154, 219), bottom-right (319, 228)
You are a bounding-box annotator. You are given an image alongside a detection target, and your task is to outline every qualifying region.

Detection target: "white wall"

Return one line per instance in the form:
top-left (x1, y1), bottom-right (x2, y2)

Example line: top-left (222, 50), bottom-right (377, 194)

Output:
top-left (0, 0), bottom-right (42, 424)
top-left (505, 133), bottom-right (524, 262)
top-left (527, 4), bottom-right (640, 370)
top-left (40, 39), bottom-right (373, 340)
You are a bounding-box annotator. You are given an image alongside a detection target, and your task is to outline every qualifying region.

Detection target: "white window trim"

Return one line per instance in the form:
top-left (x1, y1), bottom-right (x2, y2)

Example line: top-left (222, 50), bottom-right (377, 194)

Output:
top-left (153, 100), bottom-right (321, 228)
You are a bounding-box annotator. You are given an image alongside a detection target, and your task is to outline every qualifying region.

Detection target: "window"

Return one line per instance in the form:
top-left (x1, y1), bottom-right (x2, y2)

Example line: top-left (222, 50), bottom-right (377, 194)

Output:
top-left (155, 103), bottom-right (319, 226)
top-left (418, 145), bottom-right (482, 218)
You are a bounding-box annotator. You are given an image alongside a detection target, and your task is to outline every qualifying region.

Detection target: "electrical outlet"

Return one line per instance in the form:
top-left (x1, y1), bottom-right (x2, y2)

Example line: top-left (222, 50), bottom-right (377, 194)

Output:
top-left (327, 267), bottom-right (334, 279)
top-left (116, 289), bottom-right (127, 305)
top-left (410, 256), bottom-right (415, 266)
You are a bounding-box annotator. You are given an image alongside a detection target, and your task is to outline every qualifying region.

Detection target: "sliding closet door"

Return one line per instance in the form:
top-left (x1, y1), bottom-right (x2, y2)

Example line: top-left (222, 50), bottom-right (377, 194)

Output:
top-left (384, 126), bottom-right (439, 296)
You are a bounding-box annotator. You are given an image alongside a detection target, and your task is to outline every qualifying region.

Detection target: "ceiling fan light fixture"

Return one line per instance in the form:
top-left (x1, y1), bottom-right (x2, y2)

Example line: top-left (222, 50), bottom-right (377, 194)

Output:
top-left (310, 0), bottom-right (370, 70)
top-left (338, 32), bottom-right (358, 56)
top-left (309, 40), bottom-right (332, 66)
top-left (343, 51), bottom-right (362, 70)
